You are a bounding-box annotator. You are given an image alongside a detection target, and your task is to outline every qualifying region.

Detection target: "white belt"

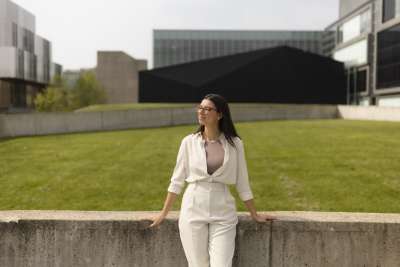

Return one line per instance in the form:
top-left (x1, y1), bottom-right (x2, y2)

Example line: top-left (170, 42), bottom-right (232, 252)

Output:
top-left (188, 180), bottom-right (227, 192)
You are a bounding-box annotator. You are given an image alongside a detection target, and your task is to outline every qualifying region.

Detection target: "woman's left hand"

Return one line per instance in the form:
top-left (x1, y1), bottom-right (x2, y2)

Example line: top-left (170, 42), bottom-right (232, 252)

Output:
top-left (252, 213), bottom-right (277, 222)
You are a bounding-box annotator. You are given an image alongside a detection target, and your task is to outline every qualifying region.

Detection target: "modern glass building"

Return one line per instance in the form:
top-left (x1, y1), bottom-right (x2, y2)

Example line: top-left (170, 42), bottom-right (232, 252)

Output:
top-left (0, 0), bottom-right (62, 112)
top-left (324, 0), bottom-right (400, 107)
top-left (153, 29), bottom-right (325, 68)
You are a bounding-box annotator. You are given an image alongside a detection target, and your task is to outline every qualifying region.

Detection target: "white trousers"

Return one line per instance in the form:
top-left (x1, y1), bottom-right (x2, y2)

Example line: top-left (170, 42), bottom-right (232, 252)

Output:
top-left (178, 181), bottom-right (238, 267)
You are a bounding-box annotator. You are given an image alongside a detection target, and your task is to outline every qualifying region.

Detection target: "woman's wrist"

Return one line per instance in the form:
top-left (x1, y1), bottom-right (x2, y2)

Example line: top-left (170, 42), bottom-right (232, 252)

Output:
top-left (160, 210), bottom-right (169, 217)
top-left (250, 212), bottom-right (258, 218)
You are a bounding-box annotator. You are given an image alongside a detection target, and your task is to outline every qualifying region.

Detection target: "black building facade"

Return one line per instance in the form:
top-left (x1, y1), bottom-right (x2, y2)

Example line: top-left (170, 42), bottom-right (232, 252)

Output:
top-left (140, 46), bottom-right (346, 104)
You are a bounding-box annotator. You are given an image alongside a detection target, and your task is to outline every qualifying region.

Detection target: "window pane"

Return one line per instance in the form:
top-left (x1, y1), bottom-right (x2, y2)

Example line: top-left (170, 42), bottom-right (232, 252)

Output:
top-left (383, 0), bottom-right (396, 22)
top-left (356, 69), bottom-right (367, 92)
top-left (377, 24), bottom-right (400, 89)
top-left (342, 15), bottom-right (361, 42)
top-left (333, 39), bottom-right (368, 67)
top-left (12, 23), bottom-right (18, 47)
top-left (360, 9), bottom-right (371, 34)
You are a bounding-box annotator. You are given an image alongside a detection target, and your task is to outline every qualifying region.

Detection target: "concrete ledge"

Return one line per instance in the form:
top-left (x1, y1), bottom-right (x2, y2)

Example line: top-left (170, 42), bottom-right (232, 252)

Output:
top-left (0, 104), bottom-right (338, 138)
top-left (338, 105), bottom-right (400, 121)
top-left (2, 104), bottom-right (400, 138)
top-left (0, 211), bottom-right (399, 266)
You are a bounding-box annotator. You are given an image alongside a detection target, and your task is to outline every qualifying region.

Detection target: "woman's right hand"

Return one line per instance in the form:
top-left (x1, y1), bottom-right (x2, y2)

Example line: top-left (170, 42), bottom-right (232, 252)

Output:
top-left (148, 192), bottom-right (177, 228)
top-left (148, 212), bottom-right (167, 228)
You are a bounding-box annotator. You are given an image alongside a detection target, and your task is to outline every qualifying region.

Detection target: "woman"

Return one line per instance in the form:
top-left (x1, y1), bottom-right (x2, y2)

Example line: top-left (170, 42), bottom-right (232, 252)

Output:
top-left (149, 93), bottom-right (276, 267)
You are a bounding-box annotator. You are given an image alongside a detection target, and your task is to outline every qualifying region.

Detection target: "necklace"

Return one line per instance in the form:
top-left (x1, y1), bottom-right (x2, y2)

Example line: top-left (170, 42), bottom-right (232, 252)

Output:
top-left (202, 132), bottom-right (221, 143)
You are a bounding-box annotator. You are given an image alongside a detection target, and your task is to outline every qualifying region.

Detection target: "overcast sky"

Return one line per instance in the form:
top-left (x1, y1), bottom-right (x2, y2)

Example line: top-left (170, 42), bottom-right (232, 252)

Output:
top-left (12, 0), bottom-right (339, 70)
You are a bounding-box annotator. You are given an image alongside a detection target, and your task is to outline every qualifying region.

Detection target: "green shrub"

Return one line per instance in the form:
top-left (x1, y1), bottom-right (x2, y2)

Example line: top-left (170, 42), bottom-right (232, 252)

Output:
top-left (34, 86), bottom-right (70, 112)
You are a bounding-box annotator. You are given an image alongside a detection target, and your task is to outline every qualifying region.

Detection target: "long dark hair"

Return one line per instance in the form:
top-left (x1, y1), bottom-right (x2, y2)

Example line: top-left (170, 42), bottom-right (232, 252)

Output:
top-left (194, 93), bottom-right (240, 148)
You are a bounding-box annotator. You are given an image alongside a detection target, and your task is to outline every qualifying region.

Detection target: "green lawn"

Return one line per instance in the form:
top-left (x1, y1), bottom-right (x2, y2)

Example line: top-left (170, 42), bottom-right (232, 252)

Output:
top-left (1, 119), bottom-right (400, 212)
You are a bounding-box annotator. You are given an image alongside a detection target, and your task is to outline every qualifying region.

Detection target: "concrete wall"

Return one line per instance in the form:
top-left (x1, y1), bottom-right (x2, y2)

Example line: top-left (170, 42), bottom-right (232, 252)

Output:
top-left (1, 104), bottom-right (400, 139)
top-left (0, 104), bottom-right (338, 138)
top-left (339, 0), bottom-right (370, 17)
top-left (95, 51), bottom-right (147, 104)
top-left (0, 210), bottom-right (399, 267)
top-left (338, 105), bottom-right (400, 121)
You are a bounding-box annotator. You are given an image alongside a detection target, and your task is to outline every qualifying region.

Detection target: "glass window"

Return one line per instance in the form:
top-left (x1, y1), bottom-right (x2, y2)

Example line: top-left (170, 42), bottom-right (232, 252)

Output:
top-left (359, 97), bottom-right (370, 106)
top-left (29, 54), bottom-right (36, 80)
top-left (382, 0), bottom-right (400, 23)
top-left (210, 40), bottom-right (218, 57)
top-left (383, 0), bottom-right (396, 22)
top-left (190, 40), bottom-right (197, 61)
top-left (182, 39), bottom-right (188, 62)
top-left (231, 40), bottom-right (238, 54)
top-left (217, 40), bottom-right (224, 56)
top-left (377, 23), bottom-right (400, 89)
top-left (346, 69), bottom-right (368, 99)
top-left (222, 40), bottom-right (230, 56)
top-left (356, 69), bottom-right (367, 92)
top-left (12, 23), bottom-right (18, 47)
top-left (377, 96), bottom-right (400, 106)
top-left (245, 40), bottom-right (252, 51)
top-left (337, 25), bottom-right (343, 43)
top-left (397, 0), bottom-right (400, 17)
top-left (18, 49), bottom-right (24, 78)
top-left (179, 40), bottom-right (185, 64)
top-left (337, 9), bottom-right (371, 44)
top-left (343, 15), bottom-right (361, 42)
top-left (333, 39), bottom-right (368, 67)
top-left (42, 40), bottom-right (50, 82)
top-left (22, 28), bottom-right (34, 53)
top-left (198, 39), bottom-right (204, 58)
top-left (10, 82), bottom-right (27, 108)
top-left (204, 40), bottom-right (211, 58)
top-left (360, 9), bottom-right (371, 34)
top-left (239, 40), bottom-right (246, 52)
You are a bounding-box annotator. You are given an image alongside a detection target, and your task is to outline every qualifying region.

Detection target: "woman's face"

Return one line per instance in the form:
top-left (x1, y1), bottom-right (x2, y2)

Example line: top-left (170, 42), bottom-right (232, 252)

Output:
top-left (197, 99), bottom-right (222, 127)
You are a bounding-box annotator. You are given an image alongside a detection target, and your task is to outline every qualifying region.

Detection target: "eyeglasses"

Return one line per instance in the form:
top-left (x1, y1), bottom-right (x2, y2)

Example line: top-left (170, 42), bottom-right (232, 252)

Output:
top-left (196, 105), bottom-right (217, 113)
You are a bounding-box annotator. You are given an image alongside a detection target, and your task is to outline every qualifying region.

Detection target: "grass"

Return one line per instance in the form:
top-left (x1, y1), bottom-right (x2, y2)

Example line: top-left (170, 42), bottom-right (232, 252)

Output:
top-left (1, 119), bottom-right (400, 213)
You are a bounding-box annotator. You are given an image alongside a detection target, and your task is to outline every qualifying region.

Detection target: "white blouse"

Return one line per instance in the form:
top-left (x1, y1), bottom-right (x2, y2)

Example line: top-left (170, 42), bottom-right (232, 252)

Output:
top-left (167, 131), bottom-right (254, 201)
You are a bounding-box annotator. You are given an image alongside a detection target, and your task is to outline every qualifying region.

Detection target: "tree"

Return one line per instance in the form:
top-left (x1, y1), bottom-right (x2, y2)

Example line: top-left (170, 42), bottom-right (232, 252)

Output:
top-left (68, 71), bottom-right (107, 110)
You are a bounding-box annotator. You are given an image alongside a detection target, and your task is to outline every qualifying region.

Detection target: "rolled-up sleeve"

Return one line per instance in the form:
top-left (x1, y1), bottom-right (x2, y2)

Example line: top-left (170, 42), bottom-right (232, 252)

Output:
top-left (236, 139), bottom-right (254, 201)
top-left (167, 137), bottom-right (188, 195)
